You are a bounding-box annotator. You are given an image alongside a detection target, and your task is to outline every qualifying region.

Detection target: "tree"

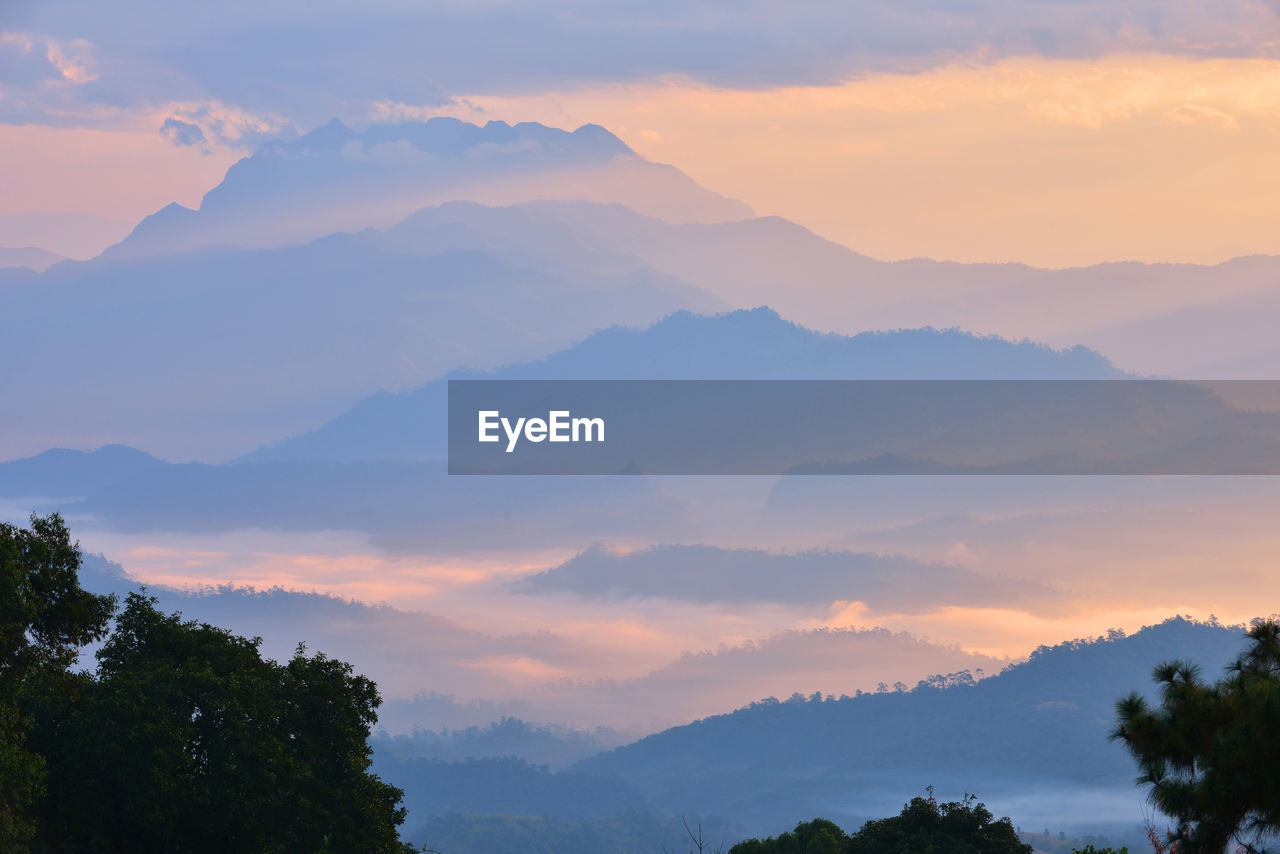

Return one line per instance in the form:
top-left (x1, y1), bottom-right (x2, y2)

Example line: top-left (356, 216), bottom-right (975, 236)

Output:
top-left (729, 794), bottom-right (1031, 854)
top-left (729, 818), bottom-right (845, 854)
top-left (23, 592), bottom-right (411, 852)
top-left (0, 514), bottom-right (114, 851)
top-left (1113, 620), bottom-right (1280, 854)
top-left (844, 793), bottom-right (1032, 854)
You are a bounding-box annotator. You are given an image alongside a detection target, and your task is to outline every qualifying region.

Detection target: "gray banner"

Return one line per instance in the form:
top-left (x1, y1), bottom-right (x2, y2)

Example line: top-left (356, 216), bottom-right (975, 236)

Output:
top-left (447, 379), bottom-right (1280, 474)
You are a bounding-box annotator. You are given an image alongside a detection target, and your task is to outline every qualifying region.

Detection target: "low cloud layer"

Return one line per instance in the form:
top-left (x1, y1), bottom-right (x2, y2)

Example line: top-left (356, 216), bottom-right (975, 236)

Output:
top-left (517, 544), bottom-right (1055, 614)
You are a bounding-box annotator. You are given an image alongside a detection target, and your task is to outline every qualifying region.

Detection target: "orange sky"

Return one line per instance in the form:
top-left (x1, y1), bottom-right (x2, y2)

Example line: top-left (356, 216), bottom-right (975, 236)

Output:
top-left (8, 54), bottom-right (1280, 266)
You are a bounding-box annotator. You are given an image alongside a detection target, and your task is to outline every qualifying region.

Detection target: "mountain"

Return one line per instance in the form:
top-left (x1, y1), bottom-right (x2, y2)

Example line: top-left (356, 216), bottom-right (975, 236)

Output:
top-left (12, 179), bottom-right (1280, 462)
top-left (0, 212), bottom-right (131, 260)
top-left (361, 200), bottom-right (1280, 378)
top-left (0, 232), bottom-right (722, 461)
top-left (373, 718), bottom-right (628, 770)
top-left (0, 246), bottom-right (64, 272)
top-left (0, 445), bottom-right (168, 496)
top-left (70, 549), bottom-right (1008, 731)
top-left (573, 617), bottom-right (1254, 836)
top-left (104, 119), bottom-right (752, 262)
top-left (246, 306), bottom-right (1123, 463)
top-left (72, 552), bottom-right (590, 703)
top-left (516, 544), bottom-right (1055, 613)
top-left (0, 448), bottom-right (685, 551)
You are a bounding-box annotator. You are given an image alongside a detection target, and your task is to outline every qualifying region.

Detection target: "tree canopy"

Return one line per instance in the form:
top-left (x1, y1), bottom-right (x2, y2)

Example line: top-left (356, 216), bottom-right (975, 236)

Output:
top-left (0, 513), bottom-right (413, 853)
top-left (0, 514), bottom-right (114, 851)
top-left (728, 794), bottom-right (1032, 854)
top-left (1113, 620), bottom-right (1280, 853)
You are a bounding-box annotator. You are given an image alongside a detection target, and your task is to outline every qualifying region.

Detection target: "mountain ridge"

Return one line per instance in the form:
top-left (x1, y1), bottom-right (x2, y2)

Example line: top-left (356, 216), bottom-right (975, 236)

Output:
top-left (243, 306), bottom-right (1123, 464)
top-left (102, 118), bottom-right (753, 262)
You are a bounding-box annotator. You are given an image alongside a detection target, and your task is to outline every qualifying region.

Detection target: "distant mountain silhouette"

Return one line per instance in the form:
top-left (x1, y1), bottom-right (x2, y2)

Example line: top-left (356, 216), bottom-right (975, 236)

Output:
top-left (574, 617), bottom-right (1254, 835)
top-left (0, 232), bottom-right (722, 461)
top-left (0, 246), bottom-right (63, 272)
top-left (355, 200), bottom-right (1280, 378)
top-left (13, 181), bottom-right (1280, 462)
top-left (70, 550), bottom-right (1005, 732)
top-left (104, 119), bottom-right (752, 261)
top-left (0, 212), bottom-right (130, 260)
top-left (0, 445), bottom-right (168, 496)
top-left (0, 448), bottom-right (683, 551)
top-left (68, 553), bottom-right (1269, 839)
top-left (516, 544), bottom-right (1056, 612)
top-left (246, 307), bottom-right (1123, 463)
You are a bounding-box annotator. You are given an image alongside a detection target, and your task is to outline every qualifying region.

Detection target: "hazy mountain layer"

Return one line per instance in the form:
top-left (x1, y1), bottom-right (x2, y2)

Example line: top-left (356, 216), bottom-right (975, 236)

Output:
top-left (0, 234), bottom-right (721, 461)
top-left (247, 307), bottom-right (1121, 464)
top-left (0, 246), bottom-right (63, 272)
top-left (575, 617), bottom-right (1253, 834)
top-left (372, 199), bottom-right (1280, 377)
top-left (104, 118), bottom-right (753, 262)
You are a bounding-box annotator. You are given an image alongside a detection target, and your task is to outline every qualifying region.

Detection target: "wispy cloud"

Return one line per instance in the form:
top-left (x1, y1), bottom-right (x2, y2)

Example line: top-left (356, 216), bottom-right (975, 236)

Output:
top-left (4, 1), bottom-right (1280, 135)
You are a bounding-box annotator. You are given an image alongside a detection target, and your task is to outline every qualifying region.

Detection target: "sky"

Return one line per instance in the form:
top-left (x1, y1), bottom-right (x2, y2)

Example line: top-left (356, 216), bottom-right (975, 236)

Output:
top-left (4, 0), bottom-right (1280, 265)
top-left (6, 0), bottom-right (1280, 728)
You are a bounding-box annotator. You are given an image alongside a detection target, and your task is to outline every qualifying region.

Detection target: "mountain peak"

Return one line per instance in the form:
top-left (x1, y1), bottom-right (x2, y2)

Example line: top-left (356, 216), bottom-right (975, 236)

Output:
top-left (288, 117), bottom-right (359, 153)
top-left (102, 117), bottom-right (748, 262)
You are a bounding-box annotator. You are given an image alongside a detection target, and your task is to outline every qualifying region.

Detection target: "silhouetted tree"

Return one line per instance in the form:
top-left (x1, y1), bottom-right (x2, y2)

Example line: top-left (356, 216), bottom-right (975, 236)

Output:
top-left (0, 514), bottom-right (114, 850)
top-left (23, 592), bottom-right (412, 852)
top-left (1113, 620), bottom-right (1280, 853)
top-left (729, 818), bottom-right (845, 854)
top-left (729, 793), bottom-right (1030, 854)
top-left (845, 793), bottom-right (1032, 854)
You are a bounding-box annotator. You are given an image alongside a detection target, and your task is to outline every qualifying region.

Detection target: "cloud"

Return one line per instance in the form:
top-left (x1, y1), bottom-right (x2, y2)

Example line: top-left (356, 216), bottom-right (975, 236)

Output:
top-left (1, 31), bottom-right (95, 86)
top-left (516, 544), bottom-right (1055, 614)
top-left (516, 625), bottom-right (1010, 727)
top-left (45, 37), bottom-right (97, 83)
top-left (156, 101), bottom-right (291, 151)
top-left (159, 116), bottom-right (206, 147)
top-left (4, 1), bottom-right (1280, 134)
top-left (1163, 102), bottom-right (1241, 129)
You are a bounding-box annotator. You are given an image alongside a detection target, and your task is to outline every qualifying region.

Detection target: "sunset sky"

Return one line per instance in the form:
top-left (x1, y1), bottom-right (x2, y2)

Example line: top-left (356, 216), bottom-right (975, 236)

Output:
top-left (5, 1), bottom-right (1280, 266)
top-left (7, 0), bottom-right (1280, 717)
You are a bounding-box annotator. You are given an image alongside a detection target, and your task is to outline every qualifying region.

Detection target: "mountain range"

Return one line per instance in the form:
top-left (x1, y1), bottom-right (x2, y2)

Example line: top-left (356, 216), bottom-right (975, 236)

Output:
top-left (0, 307), bottom-right (1134, 550)
top-left (8, 118), bottom-right (1280, 462)
top-left (573, 616), bottom-right (1252, 836)
top-left (71, 550), bottom-right (1260, 841)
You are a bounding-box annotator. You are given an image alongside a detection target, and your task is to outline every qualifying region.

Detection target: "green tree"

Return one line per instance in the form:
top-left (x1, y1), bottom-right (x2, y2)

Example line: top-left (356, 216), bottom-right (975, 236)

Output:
top-left (729, 794), bottom-right (1030, 854)
top-left (844, 794), bottom-right (1032, 854)
top-left (1113, 620), bottom-right (1280, 854)
top-left (24, 591), bottom-right (411, 853)
top-left (0, 514), bottom-right (114, 851)
top-left (729, 818), bottom-right (846, 854)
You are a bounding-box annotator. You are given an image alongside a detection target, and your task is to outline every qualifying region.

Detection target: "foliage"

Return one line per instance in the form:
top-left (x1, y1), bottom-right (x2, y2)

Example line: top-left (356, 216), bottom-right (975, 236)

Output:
top-left (0, 514), bottom-right (412, 852)
top-left (729, 818), bottom-right (846, 854)
top-left (729, 793), bottom-right (1031, 854)
top-left (0, 514), bottom-right (114, 852)
top-left (1113, 620), bottom-right (1280, 853)
top-left (21, 592), bottom-right (409, 852)
top-left (845, 793), bottom-right (1031, 854)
